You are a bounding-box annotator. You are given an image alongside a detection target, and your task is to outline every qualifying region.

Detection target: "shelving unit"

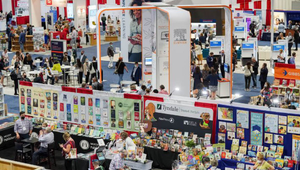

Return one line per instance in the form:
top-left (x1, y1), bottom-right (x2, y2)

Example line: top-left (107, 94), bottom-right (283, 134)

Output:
top-left (11, 35), bottom-right (34, 52)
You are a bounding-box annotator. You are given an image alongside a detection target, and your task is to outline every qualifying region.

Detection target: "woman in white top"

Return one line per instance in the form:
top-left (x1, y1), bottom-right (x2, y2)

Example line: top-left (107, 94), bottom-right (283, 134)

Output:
top-left (244, 62), bottom-right (253, 91)
top-left (118, 132), bottom-right (136, 151)
top-left (277, 49), bottom-right (285, 63)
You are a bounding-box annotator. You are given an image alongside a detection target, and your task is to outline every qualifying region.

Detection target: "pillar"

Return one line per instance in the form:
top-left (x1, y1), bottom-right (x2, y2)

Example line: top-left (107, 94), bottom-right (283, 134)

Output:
top-left (29, 0), bottom-right (41, 27)
top-left (73, 0), bottom-right (86, 43)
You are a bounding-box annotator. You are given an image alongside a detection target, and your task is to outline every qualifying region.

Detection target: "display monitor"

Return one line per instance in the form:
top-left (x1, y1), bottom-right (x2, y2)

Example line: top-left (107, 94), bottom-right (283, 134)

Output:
top-left (273, 45), bottom-right (285, 51)
top-left (224, 63), bottom-right (229, 73)
top-left (234, 26), bottom-right (245, 32)
top-left (242, 43), bottom-right (254, 49)
top-left (145, 58), bottom-right (152, 66)
top-left (210, 41), bottom-right (222, 47)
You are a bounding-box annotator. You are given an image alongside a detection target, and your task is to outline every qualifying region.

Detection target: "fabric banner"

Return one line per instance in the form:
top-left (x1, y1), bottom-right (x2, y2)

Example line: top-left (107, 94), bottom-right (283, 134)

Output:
top-left (46, 0), bottom-right (67, 7)
top-left (250, 112), bottom-right (264, 146)
top-left (274, 67), bottom-right (300, 80)
top-left (292, 135), bottom-right (300, 161)
top-left (109, 97), bottom-right (141, 132)
top-left (144, 100), bottom-right (214, 138)
top-left (93, 91), bottom-right (109, 128)
top-left (19, 85), bottom-right (33, 115)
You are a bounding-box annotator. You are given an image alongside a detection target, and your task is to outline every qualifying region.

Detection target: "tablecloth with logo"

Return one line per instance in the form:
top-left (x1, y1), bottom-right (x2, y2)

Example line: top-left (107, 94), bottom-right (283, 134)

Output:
top-left (0, 125), bottom-right (15, 151)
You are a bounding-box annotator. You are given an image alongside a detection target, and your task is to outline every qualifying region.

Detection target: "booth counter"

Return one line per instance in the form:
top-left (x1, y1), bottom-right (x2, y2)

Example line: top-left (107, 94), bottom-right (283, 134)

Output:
top-left (87, 33), bottom-right (97, 46)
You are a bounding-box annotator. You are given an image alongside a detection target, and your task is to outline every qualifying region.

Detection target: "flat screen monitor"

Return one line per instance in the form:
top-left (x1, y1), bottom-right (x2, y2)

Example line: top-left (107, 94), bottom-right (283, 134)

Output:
top-left (145, 58), bottom-right (152, 66)
top-left (273, 45), bottom-right (285, 51)
top-left (224, 63), bottom-right (229, 73)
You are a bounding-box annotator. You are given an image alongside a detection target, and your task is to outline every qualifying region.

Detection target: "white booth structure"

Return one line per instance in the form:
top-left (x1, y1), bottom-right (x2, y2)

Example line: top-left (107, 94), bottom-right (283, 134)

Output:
top-left (96, 4), bottom-right (233, 98)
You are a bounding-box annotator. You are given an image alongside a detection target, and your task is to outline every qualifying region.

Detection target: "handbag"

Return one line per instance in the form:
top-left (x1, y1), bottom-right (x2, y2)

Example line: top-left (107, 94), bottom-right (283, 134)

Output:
top-left (114, 62), bottom-right (121, 74)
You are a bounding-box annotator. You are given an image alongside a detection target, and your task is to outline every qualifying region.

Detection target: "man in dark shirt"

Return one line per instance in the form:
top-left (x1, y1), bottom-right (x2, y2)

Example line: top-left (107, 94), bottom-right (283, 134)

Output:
top-left (6, 24), bottom-right (11, 37)
top-left (219, 50), bottom-right (226, 78)
top-left (251, 57), bottom-right (259, 89)
top-left (19, 30), bottom-right (26, 52)
top-left (294, 29), bottom-right (299, 51)
top-left (8, 29), bottom-right (15, 51)
top-left (206, 52), bottom-right (214, 68)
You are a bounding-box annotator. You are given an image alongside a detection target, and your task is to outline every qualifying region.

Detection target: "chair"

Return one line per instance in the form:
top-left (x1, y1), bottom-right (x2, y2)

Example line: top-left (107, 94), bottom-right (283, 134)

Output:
top-left (38, 142), bottom-right (56, 169)
top-left (15, 142), bottom-right (32, 163)
top-left (68, 69), bottom-right (79, 86)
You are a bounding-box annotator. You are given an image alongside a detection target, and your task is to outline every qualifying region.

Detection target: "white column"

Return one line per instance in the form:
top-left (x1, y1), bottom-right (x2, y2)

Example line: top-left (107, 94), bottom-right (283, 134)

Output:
top-left (29, 0), bottom-right (41, 27)
top-left (59, 7), bottom-right (65, 19)
top-left (2, 0), bottom-right (12, 14)
top-left (73, 0), bottom-right (86, 43)
top-left (271, 0), bottom-right (274, 45)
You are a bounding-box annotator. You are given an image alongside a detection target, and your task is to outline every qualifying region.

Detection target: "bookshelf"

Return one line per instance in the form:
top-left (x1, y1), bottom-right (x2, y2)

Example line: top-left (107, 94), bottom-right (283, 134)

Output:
top-left (11, 35), bottom-right (34, 52)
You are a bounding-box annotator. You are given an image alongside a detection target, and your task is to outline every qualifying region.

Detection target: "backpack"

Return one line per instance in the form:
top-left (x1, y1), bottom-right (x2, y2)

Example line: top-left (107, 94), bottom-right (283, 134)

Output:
top-left (10, 70), bottom-right (17, 80)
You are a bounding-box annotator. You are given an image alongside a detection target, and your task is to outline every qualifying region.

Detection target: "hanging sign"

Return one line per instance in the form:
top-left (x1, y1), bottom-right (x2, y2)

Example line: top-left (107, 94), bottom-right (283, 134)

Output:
top-left (46, 0), bottom-right (67, 7)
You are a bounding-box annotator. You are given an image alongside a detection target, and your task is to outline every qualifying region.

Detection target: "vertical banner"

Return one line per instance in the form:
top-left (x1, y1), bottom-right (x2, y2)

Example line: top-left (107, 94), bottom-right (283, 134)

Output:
top-left (93, 91), bottom-right (110, 128)
top-left (76, 88), bottom-right (93, 124)
top-left (121, 0), bottom-right (142, 62)
top-left (32, 27), bottom-right (45, 51)
top-left (250, 112), bottom-right (264, 146)
top-left (19, 83), bottom-right (33, 115)
top-left (292, 135), bottom-right (300, 161)
top-left (109, 97), bottom-right (141, 131)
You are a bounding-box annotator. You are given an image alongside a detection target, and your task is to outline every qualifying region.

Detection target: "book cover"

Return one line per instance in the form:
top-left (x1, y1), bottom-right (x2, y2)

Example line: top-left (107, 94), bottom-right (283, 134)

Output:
top-left (221, 152), bottom-right (226, 159)
top-left (275, 158), bottom-right (284, 168)
top-left (241, 141), bottom-right (247, 147)
top-left (239, 146), bottom-right (247, 155)
top-left (225, 152), bottom-right (232, 159)
top-left (276, 145), bottom-right (284, 154)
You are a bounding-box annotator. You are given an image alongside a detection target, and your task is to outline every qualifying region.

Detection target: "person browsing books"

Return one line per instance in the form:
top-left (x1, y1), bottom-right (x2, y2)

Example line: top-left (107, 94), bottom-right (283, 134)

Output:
top-left (253, 152), bottom-right (274, 170)
top-left (60, 132), bottom-right (76, 170)
top-left (118, 132), bottom-right (136, 152)
top-left (109, 150), bottom-right (128, 170)
top-left (14, 111), bottom-right (33, 141)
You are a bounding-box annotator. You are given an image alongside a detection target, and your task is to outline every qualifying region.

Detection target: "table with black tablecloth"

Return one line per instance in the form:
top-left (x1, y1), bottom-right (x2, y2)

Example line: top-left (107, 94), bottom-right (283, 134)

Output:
top-left (33, 127), bottom-right (109, 153)
top-left (217, 158), bottom-right (294, 170)
top-left (144, 146), bottom-right (179, 169)
top-left (0, 125), bottom-right (15, 151)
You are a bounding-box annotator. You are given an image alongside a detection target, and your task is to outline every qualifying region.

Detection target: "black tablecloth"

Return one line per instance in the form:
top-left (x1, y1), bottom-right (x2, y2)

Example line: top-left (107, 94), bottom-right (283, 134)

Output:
top-left (144, 146), bottom-right (179, 169)
top-left (75, 158), bottom-right (90, 170)
top-left (0, 126), bottom-right (16, 151)
top-left (33, 127), bottom-right (109, 153)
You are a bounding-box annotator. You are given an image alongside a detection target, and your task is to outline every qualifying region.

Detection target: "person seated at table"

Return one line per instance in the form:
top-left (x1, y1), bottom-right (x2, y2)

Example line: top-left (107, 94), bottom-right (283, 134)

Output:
top-left (253, 152), bottom-right (275, 170)
top-left (14, 111), bottom-right (33, 142)
top-left (209, 159), bottom-right (220, 170)
top-left (92, 159), bottom-right (104, 170)
top-left (33, 72), bottom-right (44, 84)
top-left (277, 49), bottom-right (285, 63)
top-left (32, 127), bottom-right (54, 165)
top-left (198, 156), bottom-right (211, 169)
top-left (137, 85), bottom-right (147, 96)
top-left (118, 132), bottom-right (136, 151)
top-left (60, 132), bottom-right (76, 170)
top-left (52, 61), bottom-right (62, 83)
top-left (45, 65), bottom-right (54, 85)
top-left (20, 72), bottom-right (31, 82)
top-left (23, 54), bottom-right (34, 70)
top-left (276, 32), bottom-right (285, 42)
top-left (109, 150), bottom-right (128, 170)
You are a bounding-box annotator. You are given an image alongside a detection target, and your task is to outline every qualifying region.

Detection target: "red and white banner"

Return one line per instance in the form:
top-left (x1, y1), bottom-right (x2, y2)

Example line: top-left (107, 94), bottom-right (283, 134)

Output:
top-left (46, 0), bottom-right (67, 7)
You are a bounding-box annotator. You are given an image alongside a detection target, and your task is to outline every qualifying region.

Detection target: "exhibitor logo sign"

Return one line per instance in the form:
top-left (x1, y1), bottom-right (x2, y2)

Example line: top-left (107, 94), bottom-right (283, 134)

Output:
top-left (158, 117), bottom-right (174, 124)
top-left (183, 120), bottom-right (197, 127)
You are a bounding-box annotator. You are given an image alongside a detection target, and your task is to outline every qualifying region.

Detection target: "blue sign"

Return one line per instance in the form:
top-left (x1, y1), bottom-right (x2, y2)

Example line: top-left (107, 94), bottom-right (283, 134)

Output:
top-left (242, 43), bottom-right (254, 49)
top-left (273, 45), bottom-right (285, 51)
top-left (200, 19), bottom-right (216, 23)
top-left (210, 41), bottom-right (222, 47)
top-left (235, 26), bottom-right (245, 32)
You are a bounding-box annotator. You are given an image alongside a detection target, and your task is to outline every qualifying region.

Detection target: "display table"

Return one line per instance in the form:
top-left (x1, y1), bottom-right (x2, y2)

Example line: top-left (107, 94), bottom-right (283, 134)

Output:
top-left (0, 125), bottom-right (16, 151)
top-left (33, 127), bottom-right (109, 153)
top-left (217, 79), bottom-right (230, 98)
top-left (143, 146), bottom-right (179, 169)
top-left (16, 16), bottom-right (30, 25)
top-left (87, 33), bottom-right (97, 46)
top-left (217, 159), bottom-right (294, 170)
top-left (105, 36), bottom-right (118, 42)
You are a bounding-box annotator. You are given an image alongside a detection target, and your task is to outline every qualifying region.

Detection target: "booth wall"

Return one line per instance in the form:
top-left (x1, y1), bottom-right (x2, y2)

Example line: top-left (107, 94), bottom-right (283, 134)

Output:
top-left (2, 0), bottom-right (12, 14)
top-left (184, 8), bottom-right (224, 36)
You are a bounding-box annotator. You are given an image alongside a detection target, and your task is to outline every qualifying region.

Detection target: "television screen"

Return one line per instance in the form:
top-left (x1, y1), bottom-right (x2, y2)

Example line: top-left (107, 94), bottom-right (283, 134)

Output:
top-left (224, 63), bottom-right (229, 73)
top-left (145, 58), bottom-right (152, 66)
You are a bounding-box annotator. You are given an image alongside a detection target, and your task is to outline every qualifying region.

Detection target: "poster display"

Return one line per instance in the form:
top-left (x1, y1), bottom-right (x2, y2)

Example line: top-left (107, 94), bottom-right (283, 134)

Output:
top-left (218, 107), bottom-right (233, 121)
top-left (93, 91), bottom-right (109, 128)
top-left (288, 116), bottom-right (300, 134)
top-left (60, 90), bottom-right (75, 122)
top-left (265, 114), bottom-right (278, 133)
top-left (292, 135), bottom-right (300, 161)
top-left (236, 110), bottom-right (249, 129)
top-left (250, 112), bottom-right (263, 146)
top-left (144, 100), bottom-right (215, 138)
top-left (109, 97), bottom-right (141, 131)
top-left (32, 27), bottom-right (45, 51)
top-left (19, 85), bottom-right (32, 115)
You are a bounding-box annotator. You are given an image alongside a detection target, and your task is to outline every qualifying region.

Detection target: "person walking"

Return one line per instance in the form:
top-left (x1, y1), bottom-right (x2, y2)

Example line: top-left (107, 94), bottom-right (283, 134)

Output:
top-left (75, 59), bottom-right (83, 84)
top-left (206, 68), bottom-right (221, 100)
top-left (107, 42), bottom-right (115, 68)
top-left (294, 29), bottom-right (299, 51)
top-left (206, 52), bottom-right (214, 68)
top-left (192, 66), bottom-right (203, 90)
top-left (131, 62), bottom-right (141, 86)
top-left (89, 56), bottom-right (98, 82)
top-left (259, 63), bottom-right (268, 90)
top-left (251, 57), bottom-right (259, 89)
top-left (19, 30), bottom-right (26, 52)
top-left (202, 64), bottom-right (210, 88)
top-left (8, 29), bottom-right (15, 52)
top-left (115, 57), bottom-right (128, 85)
top-left (83, 59), bottom-right (90, 84)
top-left (244, 62), bottom-right (253, 91)
top-left (287, 32), bottom-right (294, 56)
top-left (219, 50), bottom-right (226, 78)
top-left (101, 14), bottom-right (106, 32)
top-left (288, 52), bottom-right (296, 64)
top-left (60, 132), bottom-right (76, 170)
